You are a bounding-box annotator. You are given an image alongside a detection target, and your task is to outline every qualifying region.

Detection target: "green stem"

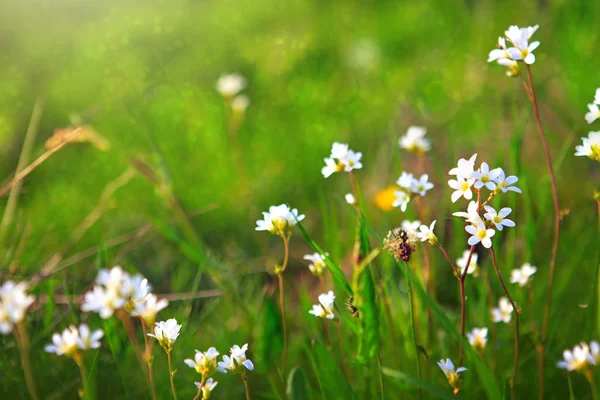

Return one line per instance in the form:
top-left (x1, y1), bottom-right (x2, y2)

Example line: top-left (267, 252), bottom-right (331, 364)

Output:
top-left (403, 262), bottom-right (421, 399)
top-left (242, 373), bottom-right (251, 400)
top-left (14, 323), bottom-right (40, 400)
top-left (167, 351), bottom-right (178, 400)
top-left (74, 352), bottom-right (91, 400)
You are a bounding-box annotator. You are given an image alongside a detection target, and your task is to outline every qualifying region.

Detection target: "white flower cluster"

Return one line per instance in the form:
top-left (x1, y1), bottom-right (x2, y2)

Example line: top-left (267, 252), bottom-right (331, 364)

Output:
top-left (255, 204), bottom-right (305, 237)
top-left (557, 341), bottom-right (600, 372)
top-left (45, 324), bottom-right (104, 357)
top-left (449, 154), bottom-right (520, 249)
top-left (575, 88), bottom-right (600, 161)
top-left (218, 343), bottom-right (254, 374)
top-left (148, 318), bottom-right (181, 352)
top-left (0, 281), bottom-right (35, 335)
top-left (216, 73), bottom-right (249, 112)
top-left (185, 347), bottom-right (220, 398)
top-left (309, 291), bottom-right (336, 320)
top-left (399, 126), bottom-right (431, 154)
top-left (321, 142), bottom-right (363, 178)
top-left (392, 172), bottom-right (434, 211)
top-left (81, 266), bottom-right (168, 323)
top-left (488, 24), bottom-right (540, 76)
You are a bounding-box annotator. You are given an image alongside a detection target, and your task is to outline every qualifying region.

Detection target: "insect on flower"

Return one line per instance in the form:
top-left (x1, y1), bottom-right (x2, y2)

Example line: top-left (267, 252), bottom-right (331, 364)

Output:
top-left (383, 228), bottom-right (415, 262)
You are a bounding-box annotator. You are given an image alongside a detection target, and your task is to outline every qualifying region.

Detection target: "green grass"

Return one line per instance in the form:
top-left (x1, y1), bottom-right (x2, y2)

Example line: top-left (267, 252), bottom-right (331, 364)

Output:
top-left (1, 0), bottom-right (599, 398)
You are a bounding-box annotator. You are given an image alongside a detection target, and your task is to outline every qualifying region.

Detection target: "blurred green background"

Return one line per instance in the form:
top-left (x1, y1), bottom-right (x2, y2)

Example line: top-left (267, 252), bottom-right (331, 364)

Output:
top-left (0, 0), bottom-right (599, 398)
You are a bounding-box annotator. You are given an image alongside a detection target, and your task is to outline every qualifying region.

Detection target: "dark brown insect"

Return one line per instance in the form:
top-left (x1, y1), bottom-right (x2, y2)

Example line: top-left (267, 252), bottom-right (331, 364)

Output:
top-left (345, 296), bottom-right (360, 318)
top-left (383, 229), bottom-right (414, 262)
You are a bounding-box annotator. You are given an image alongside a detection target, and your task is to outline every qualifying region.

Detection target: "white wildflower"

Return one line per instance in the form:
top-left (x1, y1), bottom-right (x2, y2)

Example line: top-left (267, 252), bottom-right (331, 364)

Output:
top-left (510, 263), bottom-right (537, 287)
top-left (492, 297), bottom-right (514, 323)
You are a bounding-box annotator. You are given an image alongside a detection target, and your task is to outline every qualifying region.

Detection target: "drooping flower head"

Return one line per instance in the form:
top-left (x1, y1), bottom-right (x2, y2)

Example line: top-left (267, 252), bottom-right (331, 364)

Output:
top-left (399, 126), bottom-right (431, 154)
top-left (218, 343), bottom-right (254, 374)
top-left (255, 204), bottom-right (305, 238)
top-left (148, 318), bottom-right (181, 352)
top-left (437, 358), bottom-right (467, 394)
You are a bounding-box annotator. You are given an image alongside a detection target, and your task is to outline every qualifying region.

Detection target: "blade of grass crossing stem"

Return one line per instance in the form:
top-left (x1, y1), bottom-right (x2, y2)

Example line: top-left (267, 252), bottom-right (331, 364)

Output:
top-left (286, 366), bottom-right (312, 400)
top-left (398, 261), bottom-right (502, 400)
top-left (295, 219), bottom-right (352, 296)
top-left (102, 318), bottom-right (130, 398)
top-left (353, 240), bottom-right (380, 362)
top-left (311, 341), bottom-right (354, 399)
top-left (381, 367), bottom-right (456, 400)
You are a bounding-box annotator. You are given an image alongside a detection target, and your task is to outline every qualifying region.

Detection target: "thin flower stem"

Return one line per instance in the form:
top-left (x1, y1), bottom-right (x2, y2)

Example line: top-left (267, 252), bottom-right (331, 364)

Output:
top-left (586, 370), bottom-right (598, 400)
top-left (525, 64), bottom-right (561, 400)
top-left (73, 352), bottom-right (91, 400)
top-left (483, 268), bottom-right (498, 373)
top-left (489, 246), bottom-right (519, 395)
top-left (334, 319), bottom-right (350, 380)
top-left (348, 171), bottom-right (360, 214)
top-left (435, 243), bottom-right (460, 276)
top-left (192, 375), bottom-right (207, 400)
top-left (242, 373), bottom-right (251, 400)
top-left (279, 235), bottom-right (290, 370)
top-left (458, 246), bottom-right (475, 365)
top-left (167, 351), bottom-right (178, 400)
top-left (14, 323), bottom-right (40, 400)
top-left (140, 319), bottom-right (158, 400)
top-left (403, 262), bottom-right (421, 399)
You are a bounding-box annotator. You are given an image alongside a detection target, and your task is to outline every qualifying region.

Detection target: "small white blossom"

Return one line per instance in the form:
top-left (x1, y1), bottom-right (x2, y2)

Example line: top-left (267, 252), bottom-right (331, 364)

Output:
top-left (195, 378), bottom-right (218, 399)
top-left (557, 342), bottom-right (595, 372)
top-left (575, 131), bottom-right (600, 161)
top-left (304, 252), bottom-right (328, 277)
top-left (586, 104), bottom-right (600, 124)
top-left (45, 326), bottom-right (79, 356)
top-left (505, 25), bottom-right (540, 65)
top-left (453, 201), bottom-right (483, 226)
top-left (410, 174), bottom-right (434, 196)
top-left (341, 150), bottom-right (363, 172)
top-left (132, 294), bottom-right (169, 326)
top-left (465, 221), bottom-right (495, 248)
top-left (456, 250), bottom-right (478, 276)
top-left (437, 358), bottom-right (466, 391)
top-left (232, 95), bottom-right (249, 113)
top-left (492, 297), bottom-right (514, 323)
top-left (493, 169), bottom-right (522, 194)
top-left (0, 280), bottom-right (35, 334)
top-left (322, 143), bottom-right (362, 177)
top-left (216, 74), bottom-right (246, 98)
top-left (487, 37), bottom-right (511, 63)
top-left (510, 263), bottom-right (537, 287)
top-left (76, 324), bottom-right (104, 350)
top-left (399, 126), bottom-right (431, 154)
top-left (449, 154), bottom-right (477, 180)
top-left (185, 347), bottom-right (220, 376)
top-left (331, 142), bottom-right (349, 159)
top-left (401, 219), bottom-right (421, 234)
top-left (345, 193), bottom-right (356, 205)
top-left (396, 172), bottom-right (414, 189)
top-left (148, 318), bottom-right (181, 351)
top-left (467, 327), bottom-right (488, 351)
top-left (255, 204), bottom-right (305, 236)
top-left (415, 221), bottom-right (437, 245)
top-left (392, 190), bottom-right (411, 212)
top-left (218, 343), bottom-right (254, 373)
top-left (473, 162), bottom-right (499, 190)
top-left (309, 291), bottom-right (336, 320)
top-left (448, 176), bottom-right (474, 203)
top-left (483, 206), bottom-right (515, 231)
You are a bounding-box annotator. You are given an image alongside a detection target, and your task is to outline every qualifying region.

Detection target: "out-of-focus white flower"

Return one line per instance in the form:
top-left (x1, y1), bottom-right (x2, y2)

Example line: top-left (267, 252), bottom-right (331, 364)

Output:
top-left (185, 347), bottom-right (220, 376)
top-left (510, 263), bottom-right (537, 287)
top-left (392, 190), bottom-right (411, 212)
top-left (483, 206), bottom-right (515, 231)
top-left (304, 252), bottom-right (328, 277)
top-left (498, 58), bottom-right (519, 77)
top-left (449, 154), bottom-right (478, 180)
top-left (415, 221), bottom-right (437, 245)
top-left (218, 343), bottom-right (254, 373)
top-left (465, 221), bottom-right (495, 248)
top-left (399, 126), bottom-right (431, 154)
top-left (0, 280), bottom-right (35, 334)
top-left (340, 150), bottom-right (363, 172)
top-left (505, 25), bottom-right (540, 65)
top-left (575, 131), bottom-right (600, 161)
top-left (410, 174), bottom-right (434, 196)
top-left (231, 95), bottom-right (250, 113)
top-left (322, 157), bottom-right (341, 178)
top-left (437, 358), bottom-right (466, 392)
top-left (591, 341), bottom-right (600, 364)
top-left (401, 220), bottom-right (421, 244)
top-left (467, 327), bottom-right (488, 351)
top-left (557, 342), bottom-right (595, 372)
top-left (493, 169), bottom-right (522, 194)
top-left (216, 74), bottom-right (246, 98)
top-left (448, 176), bottom-right (474, 203)
top-left (456, 250), bottom-right (478, 276)
top-left (473, 162), bottom-right (499, 190)
top-left (148, 318), bottom-right (181, 351)
top-left (255, 204), bottom-right (305, 237)
top-left (594, 88), bottom-right (600, 105)
top-left (76, 324), bottom-right (104, 350)
top-left (492, 297), bottom-right (514, 323)
top-left (331, 142), bottom-right (349, 159)
top-left (195, 377), bottom-right (219, 399)
top-left (487, 37), bottom-right (511, 63)
top-left (45, 326), bottom-right (79, 356)
top-left (453, 201), bottom-right (483, 226)
top-left (586, 104), bottom-right (600, 124)
top-left (345, 193), bottom-right (356, 205)
top-left (309, 291), bottom-right (336, 320)
top-left (132, 294), bottom-right (169, 326)
top-left (396, 172), bottom-right (414, 189)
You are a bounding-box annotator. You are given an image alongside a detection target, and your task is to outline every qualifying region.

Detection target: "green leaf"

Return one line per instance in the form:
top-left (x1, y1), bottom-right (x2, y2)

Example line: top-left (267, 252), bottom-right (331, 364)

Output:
top-left (381, 367), bottom-right (457, 400)
top-left (286, 366), bottom-right (311, 400)
top-left (257, 297), bottom-right (283, 367)
top-left (311, 341), bottom-right (354, 399)
top-left (295, 219), bottom-right (352, 296)
top-left (397, 261), bottom-right (502, 400)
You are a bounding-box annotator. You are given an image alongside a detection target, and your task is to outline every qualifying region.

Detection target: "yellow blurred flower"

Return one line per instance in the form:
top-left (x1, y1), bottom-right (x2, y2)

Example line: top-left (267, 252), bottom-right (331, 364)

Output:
top-left (375, 185), bottom-right (399, 211)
